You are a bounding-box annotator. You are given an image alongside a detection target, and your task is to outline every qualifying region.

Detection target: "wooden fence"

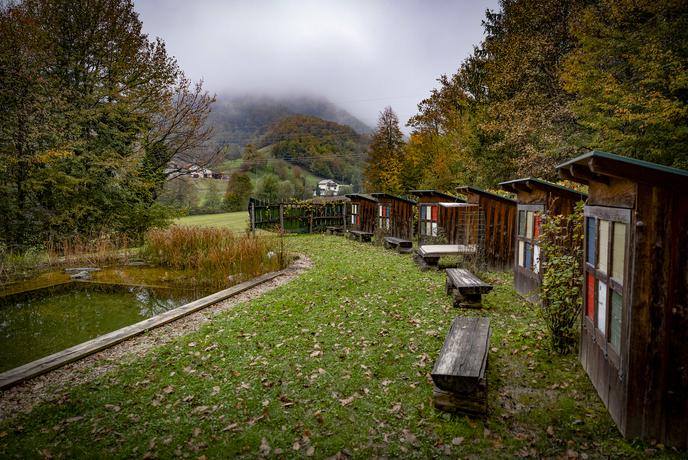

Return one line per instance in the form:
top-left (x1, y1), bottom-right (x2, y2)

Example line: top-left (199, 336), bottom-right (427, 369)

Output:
top-left (249, 198), bottom-right (347, 234)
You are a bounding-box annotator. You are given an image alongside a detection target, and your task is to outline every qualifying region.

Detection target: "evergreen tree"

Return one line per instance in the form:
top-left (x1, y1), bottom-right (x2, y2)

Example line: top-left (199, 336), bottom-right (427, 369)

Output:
top-left (224, 172), bottom-right (253, 211)
top-left (364, 107), bottom-right (406, 194)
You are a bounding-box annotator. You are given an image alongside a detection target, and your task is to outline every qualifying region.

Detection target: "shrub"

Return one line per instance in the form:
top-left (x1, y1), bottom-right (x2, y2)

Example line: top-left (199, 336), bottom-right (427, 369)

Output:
top-left (539, 202), bottom-right (584, 354)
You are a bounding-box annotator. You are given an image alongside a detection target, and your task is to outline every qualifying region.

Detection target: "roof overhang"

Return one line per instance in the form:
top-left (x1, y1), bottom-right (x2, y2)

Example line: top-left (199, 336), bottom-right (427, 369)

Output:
top-left (456, 185), bottom-right (517, 204)
top-left (499, 177), bottom-right (587, 202)
top-left (557, 150), bottom-right (688, 192)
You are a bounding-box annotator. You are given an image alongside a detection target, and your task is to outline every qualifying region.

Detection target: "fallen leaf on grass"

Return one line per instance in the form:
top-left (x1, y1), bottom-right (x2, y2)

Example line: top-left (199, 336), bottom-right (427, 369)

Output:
top-left (221, 423), bottom-right (238, 432)
top-left (192, 406), bottom-right (210, 414)
top-left (306, 446), bottom-right (315, 456)
top-left (339, 396), bottom-right (354, 406)
top-left (211, 386), bottom-right (220, 396)
top-left (259, 437), bottom-right (271, 455)
top-left (104, 404), bottom-right (120, 412)
top-left (546, 426), bottom-right (555, 436)
top-left (309, 350), bottom-right (323, 358)
top-left (162, 385), bottom-right (175, 394)
top-left (452, 437), bottom-right (464, 445)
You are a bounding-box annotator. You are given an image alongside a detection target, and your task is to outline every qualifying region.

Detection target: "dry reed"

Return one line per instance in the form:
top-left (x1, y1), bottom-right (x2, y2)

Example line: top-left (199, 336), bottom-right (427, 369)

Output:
top-left (140, 226), bottom-right (285, 287)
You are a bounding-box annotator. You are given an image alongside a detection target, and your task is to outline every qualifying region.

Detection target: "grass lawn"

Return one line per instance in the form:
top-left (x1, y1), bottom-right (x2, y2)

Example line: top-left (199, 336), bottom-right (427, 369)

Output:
top-left (175, 212), bottom-right (250, 232)
top-left (0, 235), bottom-right (678, 458)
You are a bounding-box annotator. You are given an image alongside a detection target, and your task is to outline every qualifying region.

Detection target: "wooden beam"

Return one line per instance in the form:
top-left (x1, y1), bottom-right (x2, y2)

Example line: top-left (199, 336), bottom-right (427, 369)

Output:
top-left (589, 157), bottom-right (684, 192)
top-left (558, 167), bottom-right (580, 184)
top-left (513, 182), bottom-right (533, 193)
top-left (570, 164), bottom-right (607, 185)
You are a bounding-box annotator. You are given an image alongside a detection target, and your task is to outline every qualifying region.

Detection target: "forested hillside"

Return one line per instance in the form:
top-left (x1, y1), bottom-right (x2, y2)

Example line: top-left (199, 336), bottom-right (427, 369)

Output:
top-left (208, 94), bottom-right (371, 157)
top-left (259, 115), bottom-right (367, 185)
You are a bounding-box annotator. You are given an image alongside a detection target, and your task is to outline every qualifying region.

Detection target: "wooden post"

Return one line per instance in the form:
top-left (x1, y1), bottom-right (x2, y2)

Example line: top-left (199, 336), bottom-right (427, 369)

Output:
top-left (250, 201), bottom-right (256, 237)
top-left (343, 202), bottom-right (347, 231)
top-left (279, 203), bottom-right (284, 233)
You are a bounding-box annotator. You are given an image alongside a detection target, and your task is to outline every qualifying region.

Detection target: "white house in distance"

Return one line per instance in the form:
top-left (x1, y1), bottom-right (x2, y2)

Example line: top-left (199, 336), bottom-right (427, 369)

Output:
top-left (314, 179), bottom-right (340, 196)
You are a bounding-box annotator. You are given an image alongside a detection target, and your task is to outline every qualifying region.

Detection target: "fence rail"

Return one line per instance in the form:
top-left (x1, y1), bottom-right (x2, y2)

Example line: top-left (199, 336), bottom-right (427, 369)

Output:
top-left (249, 198), bottom-right (347, 234)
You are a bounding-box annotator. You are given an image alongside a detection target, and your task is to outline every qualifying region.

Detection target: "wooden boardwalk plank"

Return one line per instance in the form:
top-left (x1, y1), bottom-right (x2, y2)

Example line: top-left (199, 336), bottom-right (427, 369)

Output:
top-left (0, 269), bottom-right (287, 390)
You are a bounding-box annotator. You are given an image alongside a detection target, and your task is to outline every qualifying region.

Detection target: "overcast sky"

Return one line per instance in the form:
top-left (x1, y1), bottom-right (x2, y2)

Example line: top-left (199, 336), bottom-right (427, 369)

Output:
top-left (134, 0), bottom-right (499, 131)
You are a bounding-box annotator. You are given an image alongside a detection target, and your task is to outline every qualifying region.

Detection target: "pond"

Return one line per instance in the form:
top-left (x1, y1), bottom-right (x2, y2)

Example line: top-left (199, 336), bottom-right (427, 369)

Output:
top-left (0, 268), bottom-right (216, 373)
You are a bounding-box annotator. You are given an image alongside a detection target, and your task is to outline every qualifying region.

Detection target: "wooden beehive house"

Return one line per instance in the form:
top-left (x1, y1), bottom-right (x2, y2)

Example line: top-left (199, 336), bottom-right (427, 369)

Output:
top-left (557, 150), bottom-right (688, 448)
top-left (457, 186), bottom-right (517, 271)
top-left (408, 190), bottom-right (467, 244)
top-left (345, 193), bottom-right (378, 236)
top-left (499, 177), bottom-right (587, 302)
top-left (370, 192), bottom-right (416, 240)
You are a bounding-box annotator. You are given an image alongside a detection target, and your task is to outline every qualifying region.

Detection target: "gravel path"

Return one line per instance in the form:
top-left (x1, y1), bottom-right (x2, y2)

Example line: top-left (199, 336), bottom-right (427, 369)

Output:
top-left (0, 255), bottom-right (312, 420)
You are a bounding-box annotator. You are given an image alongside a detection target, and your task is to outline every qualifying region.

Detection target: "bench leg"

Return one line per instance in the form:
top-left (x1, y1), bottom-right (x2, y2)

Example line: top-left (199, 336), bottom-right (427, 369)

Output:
top-left (398, 244), bottom-right (412, 254)
top-left (452, 290), bottom-right (483, 309)
top-left (446, 278), bottom-right (454, 296)
top-left (424, 256), bottom-right (440, 267)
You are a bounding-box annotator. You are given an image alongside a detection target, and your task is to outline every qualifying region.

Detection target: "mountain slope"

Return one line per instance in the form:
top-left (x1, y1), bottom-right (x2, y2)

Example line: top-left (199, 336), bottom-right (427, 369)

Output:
top-left (207, 94), bottom-right (372, 153)
top-left (258, 114), bottom-right (367, 185)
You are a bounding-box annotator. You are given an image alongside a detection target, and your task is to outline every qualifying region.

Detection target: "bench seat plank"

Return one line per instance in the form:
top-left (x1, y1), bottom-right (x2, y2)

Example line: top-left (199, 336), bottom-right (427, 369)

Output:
top-left (446, 268), bottom-right (493, 295)
top-left (431, 316), bottom-right (491, 394)
top-left (383, 236), bottom-right (413, 253)
top-left (418, 244), bottom-right (478, 257)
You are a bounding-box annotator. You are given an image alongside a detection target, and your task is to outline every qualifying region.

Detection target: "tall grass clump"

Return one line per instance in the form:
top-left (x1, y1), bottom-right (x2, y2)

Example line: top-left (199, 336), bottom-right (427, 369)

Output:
top-left (0, 233), bottom-right (133, 283)
top-left (46, 233), bottom-right (132, 267)
top-left (141, 226), bottom-right (286, 287)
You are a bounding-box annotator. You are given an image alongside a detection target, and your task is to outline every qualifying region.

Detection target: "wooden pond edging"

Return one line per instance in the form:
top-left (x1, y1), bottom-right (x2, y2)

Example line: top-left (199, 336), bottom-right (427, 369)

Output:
top-left (0, 269), bottom-right (287, 390)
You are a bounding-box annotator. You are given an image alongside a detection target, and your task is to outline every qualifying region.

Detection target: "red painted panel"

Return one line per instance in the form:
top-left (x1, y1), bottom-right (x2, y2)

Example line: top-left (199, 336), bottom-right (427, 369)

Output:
top-left (534, 214), bottom-right (541, 239)
top-left (431, 205), bottom-right (437, 221)
top-left (586, 273), bottom-right (595, 319)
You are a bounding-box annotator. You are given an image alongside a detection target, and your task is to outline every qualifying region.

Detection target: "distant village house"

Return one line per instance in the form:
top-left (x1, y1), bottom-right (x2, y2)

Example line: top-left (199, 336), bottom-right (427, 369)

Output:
top-left (313, 179), bottom-right (341, 197)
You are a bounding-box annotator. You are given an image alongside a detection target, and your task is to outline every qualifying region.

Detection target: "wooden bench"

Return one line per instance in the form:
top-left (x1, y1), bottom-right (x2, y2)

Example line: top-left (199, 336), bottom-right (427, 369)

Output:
top-left (445, 268), bottom-right (493, 308)
top-left (383, 236), bottom-right (413, 254)
top-left (431, 316), bottom-right (491, 416)
top-left (348, 230), bottom-right (373, 242)
top-left (326, 226), bottom-right (344, 235)
top-left (413, 244), bottom-right (478, 270)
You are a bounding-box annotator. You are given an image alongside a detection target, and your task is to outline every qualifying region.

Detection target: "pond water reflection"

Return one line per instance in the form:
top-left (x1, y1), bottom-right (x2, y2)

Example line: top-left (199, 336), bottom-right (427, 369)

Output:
top-left (0, 282), bottom-right (211, 372)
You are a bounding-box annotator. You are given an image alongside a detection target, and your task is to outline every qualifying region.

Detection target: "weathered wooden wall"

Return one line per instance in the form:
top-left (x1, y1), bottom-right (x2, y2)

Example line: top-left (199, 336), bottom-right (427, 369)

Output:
top-left (348, 197), bottom-right (377, 234)
top-left (580, 177), bottom-right (688, 448)
top-left (464, 191), bottom-right (516, 271)
top-left (626, 183), bottom-right (688, 446)
top-left (411, 192), bottom-right (463, 244)
top-left (509, 185), bottom-right (585, 301)
top-left (375, 196), bottom-right (414, 240)
top-left (439, 205), bottom-right (480, 245)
